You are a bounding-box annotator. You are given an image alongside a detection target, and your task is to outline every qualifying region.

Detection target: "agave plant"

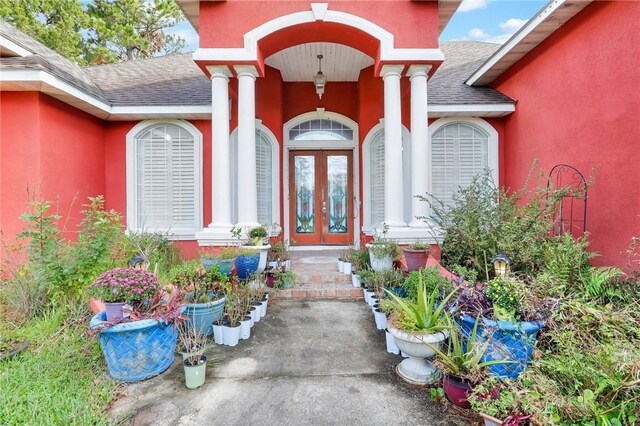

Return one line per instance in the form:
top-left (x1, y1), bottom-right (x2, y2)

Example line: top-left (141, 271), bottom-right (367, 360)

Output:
top-left (385, 273), bottom-right (458, 333)
top-left (425, 314), bottom-right (514, 382)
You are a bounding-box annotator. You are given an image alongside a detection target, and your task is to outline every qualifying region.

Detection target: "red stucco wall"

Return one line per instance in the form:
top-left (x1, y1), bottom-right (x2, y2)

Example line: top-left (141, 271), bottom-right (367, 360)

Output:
top-left (199, 1), bottom-right (439, 50)
top-left (0, 92), bottom-right (106, 261)
top-left (494, 1), bottom-right (640, 267)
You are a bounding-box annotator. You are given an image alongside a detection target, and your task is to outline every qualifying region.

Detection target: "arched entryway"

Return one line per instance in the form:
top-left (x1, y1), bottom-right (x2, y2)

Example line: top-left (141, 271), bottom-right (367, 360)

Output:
top-left (283, 111), bottom-right (359, 248)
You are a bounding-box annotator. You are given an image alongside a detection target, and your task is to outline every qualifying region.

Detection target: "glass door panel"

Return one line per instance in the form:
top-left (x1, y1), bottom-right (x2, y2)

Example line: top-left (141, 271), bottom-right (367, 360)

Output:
top-left (327, 155), bottom-right (348, 234)
top-left (294, 156), bottom-right (316, 233)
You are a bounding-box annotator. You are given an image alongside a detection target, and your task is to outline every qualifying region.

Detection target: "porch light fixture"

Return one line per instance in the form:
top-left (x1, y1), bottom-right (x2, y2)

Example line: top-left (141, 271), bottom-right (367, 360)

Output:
top-left (492, 250), bottom-right (511, 278)
top-left (313, 54), bottom-right (327, 99)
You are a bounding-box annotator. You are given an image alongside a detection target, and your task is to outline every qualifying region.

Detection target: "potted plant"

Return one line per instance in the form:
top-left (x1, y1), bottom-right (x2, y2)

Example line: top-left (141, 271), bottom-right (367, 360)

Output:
top-left (200, 247), bottom-right (237, 277)
top-left (366, 225), bottom-right (401, 272)
top-left (469, 379), bottom-right (533, 426)
top-left (425, 315), bottom-right (514, 409)
top-left (249, 225), bottom-right (268, 246)
top-left (91, 267), bottom-right (160, 322)
top-left (350, 249), bottom-right (370, 288)
top-left (274, 269), bottom-right (296, 289)
top-left (169, 261), bottom-right (227, 335)
top-left (222, 290), bottom-right (242, 346)
top-left (403, 242), bottom-right (430, 272)
top-left (235, 247), bottom-right (261, 280)
top-left (178, 320), bottom-right (209, 389)
top-left (233, 226), bottom-right (271, 275)
top-left (402, 267), bottom-right (452, 302)
top-left (385, 275), bottom-right (458, 384)
top-left (89, 287), bottom-right (184, 382)
top-left (459, 276), bottom-right (545, 380)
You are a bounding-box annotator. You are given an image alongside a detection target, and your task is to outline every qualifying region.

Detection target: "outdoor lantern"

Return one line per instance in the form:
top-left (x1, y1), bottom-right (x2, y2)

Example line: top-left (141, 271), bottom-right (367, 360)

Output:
top-left (492, 250), bottom-right (510, 277)
top-left (313, 54), bottom-right (327, 99)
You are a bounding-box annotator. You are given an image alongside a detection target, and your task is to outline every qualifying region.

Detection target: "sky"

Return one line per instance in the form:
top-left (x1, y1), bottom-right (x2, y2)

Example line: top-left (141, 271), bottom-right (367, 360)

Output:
top-left (169, 0), bottom-right (549, 52)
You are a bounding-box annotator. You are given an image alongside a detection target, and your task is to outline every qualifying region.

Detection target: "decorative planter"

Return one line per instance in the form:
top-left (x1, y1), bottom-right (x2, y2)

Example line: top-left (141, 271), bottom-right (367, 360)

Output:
top-left (373, 307), bottom-right (387, 330)
top-left (338, 259), bottom-right (344, 272)
top-left (385, 329), bottom-right (400, 354)
top-left (402, 248), bottom-right (429, 272)
top-left (222, 323), bottom-right (241, 347)
top-left (443, 373), bottom-right (474, 409)
top-left (183, 296), bottom-right (226, 336)
top-left (239, 316), bottom-right (251, 340)
top-left (459, 314), bottom-right (544, 379)
top-left (343, 262), bottom-right (352, 275)
top-left (352, 273), bottom-right (362, 288)
top-left (385, 287), bottom-right (407, 298)
top-left (200, 257), bottom-right (235, 276)
top-left (235, 253), bottom-right (260, 280)
top-left (212, 322), bottom-right (224, 345)
top-left (245, 244), bottom-right (271, 274)
top-left (90, 311), bottom-right (178, 382)
top-left (366, 244), bottom-right (393, 272)
top-left (184, 355), bottom-right (207, 389)
top-left (388, 325), bottom-right (448, 385)
top-left (104, 302), bottom-right (127, 322)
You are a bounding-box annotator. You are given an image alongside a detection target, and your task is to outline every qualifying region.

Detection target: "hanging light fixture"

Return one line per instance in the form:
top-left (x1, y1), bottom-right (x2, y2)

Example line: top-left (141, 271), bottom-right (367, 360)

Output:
top-left (313, 54), bottom-right (327, 99)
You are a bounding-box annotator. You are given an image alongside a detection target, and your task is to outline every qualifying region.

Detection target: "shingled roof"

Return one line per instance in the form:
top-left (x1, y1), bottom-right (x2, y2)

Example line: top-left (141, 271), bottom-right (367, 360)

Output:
top-left (1, 20), bottom-right (513, 107)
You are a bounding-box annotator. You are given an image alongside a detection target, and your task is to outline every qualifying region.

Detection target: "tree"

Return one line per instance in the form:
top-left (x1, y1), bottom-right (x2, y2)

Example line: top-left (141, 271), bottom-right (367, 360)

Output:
top-left (85, 0), bottom-right (186, 64)
top-left (0, 0), bottom-right (187, 65)
top-left (0, 0), bottom-right (88, 64)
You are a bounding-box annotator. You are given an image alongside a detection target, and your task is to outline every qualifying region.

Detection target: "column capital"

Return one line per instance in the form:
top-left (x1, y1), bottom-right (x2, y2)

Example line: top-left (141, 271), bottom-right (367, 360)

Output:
top-left (234, 65), bottom-right (259, 79)
top-left (407, 64), bottom-right (432, 79)
top-left (380, 65), bottom-right (405, 79)
top-left (207, 65), bottom-right (232, 80)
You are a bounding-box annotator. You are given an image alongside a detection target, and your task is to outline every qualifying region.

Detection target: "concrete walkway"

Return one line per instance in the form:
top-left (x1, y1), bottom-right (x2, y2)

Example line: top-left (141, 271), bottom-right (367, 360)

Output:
top-left (109, 300), bottom-right (461, 426)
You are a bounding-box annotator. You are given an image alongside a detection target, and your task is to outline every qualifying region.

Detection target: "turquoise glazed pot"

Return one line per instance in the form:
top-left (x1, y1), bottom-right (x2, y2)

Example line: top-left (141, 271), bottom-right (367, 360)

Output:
top-left (183, 293), bottom-right (226, 336)
top-left (201, 257), bottom-right (235, 277)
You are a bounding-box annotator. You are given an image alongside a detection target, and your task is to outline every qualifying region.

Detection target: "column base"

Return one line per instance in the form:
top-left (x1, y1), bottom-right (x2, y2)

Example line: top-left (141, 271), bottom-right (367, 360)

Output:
top-left (235, 222), bottom-right (261, 231)
top-left (378, 226), bottom-right (438, 244)
top-left (408, 220), bottom-right (428, 228)
top-left (195, 226), bottom-right (238, 246)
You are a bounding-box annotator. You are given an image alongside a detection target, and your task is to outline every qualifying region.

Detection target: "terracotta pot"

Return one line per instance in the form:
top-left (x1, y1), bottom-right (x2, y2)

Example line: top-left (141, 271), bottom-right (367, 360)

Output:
top-left (403, 248), bottom-right (429, 272)
top-left (443, 373), bottom-right (474, 409)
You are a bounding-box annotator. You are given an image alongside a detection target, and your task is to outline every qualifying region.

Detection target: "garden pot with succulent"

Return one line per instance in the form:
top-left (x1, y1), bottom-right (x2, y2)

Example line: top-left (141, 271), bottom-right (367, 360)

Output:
top-left (402, 242), bottom-right (430, 272)
top-left (169, 261), bottom-right (227, 336)
top-left (385, 275), bottom-right (457, 385)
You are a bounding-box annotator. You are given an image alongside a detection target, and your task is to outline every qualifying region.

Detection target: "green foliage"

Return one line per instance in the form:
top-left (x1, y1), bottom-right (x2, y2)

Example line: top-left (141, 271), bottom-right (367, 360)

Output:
top-left (469, 378), bottom-right (533, 421)
top-left (485, 277), bottom-right (525, 321)
top-left (402, 267), bottom-right (452, 301)
top-left (0, 271), bottom-right (47, 325)
top-left (368, 240), bottom-right (401, 261)
top-left (452, 264), bottom-right (478, 284)
top-left (351, 248), bottom-right (371, 272)
top-left (249, 226), bottom-right (268, 239)
top-left (121, 231), bottom-right (180, 277)
top-left (0, 304), bottom-right (116, 425)
top-left (0, 0), bottom-right (186, 65)
top-left (422, 165), bottom-right (584, 278)
top-left (168, 260), bottom-right (226, 303)
top-left (407, 242), bottom-right (429, 251)
top-left (385, 274), bottom-right (457, 333)
top-left (17, 196), bottom-right (122, 306)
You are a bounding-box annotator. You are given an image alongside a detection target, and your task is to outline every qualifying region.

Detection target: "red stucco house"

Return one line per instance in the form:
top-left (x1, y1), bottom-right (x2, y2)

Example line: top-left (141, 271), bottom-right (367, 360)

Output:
top-left (0, 1), bottom-right (638, 267)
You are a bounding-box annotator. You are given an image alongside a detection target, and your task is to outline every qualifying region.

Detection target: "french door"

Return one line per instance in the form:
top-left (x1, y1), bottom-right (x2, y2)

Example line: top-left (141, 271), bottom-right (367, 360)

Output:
top-left (289, 150), bottom-right (354, 245)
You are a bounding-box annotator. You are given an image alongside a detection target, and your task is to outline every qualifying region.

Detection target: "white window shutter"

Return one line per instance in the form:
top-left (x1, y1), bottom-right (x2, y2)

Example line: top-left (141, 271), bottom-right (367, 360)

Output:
top-left (256, 131), bottom-right (272, 225)
top-left (136, 124), bottom-right (196, 232)
top-left (370, 132), bottom-right (385, 227)
top-left (432, 123), bottom-right (488, 208)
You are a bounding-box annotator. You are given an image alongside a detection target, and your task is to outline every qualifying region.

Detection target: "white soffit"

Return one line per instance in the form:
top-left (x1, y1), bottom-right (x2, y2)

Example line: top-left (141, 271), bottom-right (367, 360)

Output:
top-left (466, 0), bottom-right (593, 86)
top-left (265, 42), bottom-right (374, 82)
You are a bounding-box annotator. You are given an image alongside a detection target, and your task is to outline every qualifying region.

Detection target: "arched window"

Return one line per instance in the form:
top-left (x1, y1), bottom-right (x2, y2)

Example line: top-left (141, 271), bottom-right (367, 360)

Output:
top-left (431, 121), bottom-right (494, 208)
top-left (231, 121), bottom-right (279, 228)
top-left (289, 119), bottom-right (354, 141)
top-left (126, 121), bottom-right (203, 238)
top-left (363, 123), bottom-right (411, 231)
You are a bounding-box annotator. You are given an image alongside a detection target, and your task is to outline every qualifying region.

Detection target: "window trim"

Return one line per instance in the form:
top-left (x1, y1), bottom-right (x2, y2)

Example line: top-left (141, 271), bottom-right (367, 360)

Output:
top-left (229, 119), bottom-right (280, 235)
top-left (126, 119), bottom-right (203, 240)
top-left (361, 119), bottom-right (411, 235)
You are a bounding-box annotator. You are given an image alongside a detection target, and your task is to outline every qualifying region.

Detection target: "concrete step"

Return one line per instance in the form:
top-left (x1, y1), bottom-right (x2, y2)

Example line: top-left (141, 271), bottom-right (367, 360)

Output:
top-left (268, 284), bottom-right (363, 300)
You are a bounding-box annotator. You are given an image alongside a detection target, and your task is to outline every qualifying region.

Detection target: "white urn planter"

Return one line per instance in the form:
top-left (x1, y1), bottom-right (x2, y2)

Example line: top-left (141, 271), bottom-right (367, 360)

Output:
top-left (365, 243), bottom-right (393, 272)
top-left (245, 244), bottom-right (271, 274)
top-left (387, 324), bottom-right (448, 385)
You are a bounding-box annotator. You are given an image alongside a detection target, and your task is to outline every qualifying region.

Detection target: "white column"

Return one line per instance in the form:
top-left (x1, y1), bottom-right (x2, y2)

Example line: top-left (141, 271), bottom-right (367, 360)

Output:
top-left (209, 65), bottom-right (233, 228)
top-left (380, 65), bottom-right (406, 228)
top-left (234, 65), bottom-right (260, 229)
top-left (407, 64), bottom-right (432, 227)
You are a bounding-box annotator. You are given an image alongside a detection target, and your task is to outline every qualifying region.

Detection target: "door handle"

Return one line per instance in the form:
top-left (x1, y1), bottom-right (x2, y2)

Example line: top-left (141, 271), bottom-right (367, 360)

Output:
top-left (322, 200), bottom-right (327, 216)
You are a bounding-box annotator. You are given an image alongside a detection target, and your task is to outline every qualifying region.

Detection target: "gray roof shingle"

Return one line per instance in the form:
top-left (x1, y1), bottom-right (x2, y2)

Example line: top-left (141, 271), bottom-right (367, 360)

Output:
top-left (430, 41), bottom-right (514, 105)
top-left (0, 20), bottom-right (105, 101)
top-left (1, 19), bottom-right (513, 107)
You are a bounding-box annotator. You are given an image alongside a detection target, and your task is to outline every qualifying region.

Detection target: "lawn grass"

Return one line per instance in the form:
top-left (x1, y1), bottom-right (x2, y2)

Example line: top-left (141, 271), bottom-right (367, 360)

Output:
top-left (0, 305), bottom-right (117, 425)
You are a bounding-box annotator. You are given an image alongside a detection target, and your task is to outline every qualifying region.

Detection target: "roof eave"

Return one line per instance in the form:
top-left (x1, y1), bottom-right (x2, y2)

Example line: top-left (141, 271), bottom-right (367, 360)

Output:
top-left (466, 0), bottom-right (593, 87)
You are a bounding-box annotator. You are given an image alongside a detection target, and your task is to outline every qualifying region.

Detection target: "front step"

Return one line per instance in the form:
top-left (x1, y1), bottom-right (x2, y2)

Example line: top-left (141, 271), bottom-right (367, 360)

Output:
top-left (268, 285), bottom-right (363, 300)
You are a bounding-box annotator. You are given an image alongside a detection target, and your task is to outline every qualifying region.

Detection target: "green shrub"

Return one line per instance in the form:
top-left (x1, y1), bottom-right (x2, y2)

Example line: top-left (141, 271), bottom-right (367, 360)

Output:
top-left (402, 267), bottom-right (451, 301)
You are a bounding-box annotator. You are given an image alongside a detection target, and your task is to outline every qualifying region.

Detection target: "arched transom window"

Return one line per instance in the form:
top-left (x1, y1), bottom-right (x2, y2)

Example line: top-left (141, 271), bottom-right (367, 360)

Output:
top-left (289, 119), bottom-right (354, 141)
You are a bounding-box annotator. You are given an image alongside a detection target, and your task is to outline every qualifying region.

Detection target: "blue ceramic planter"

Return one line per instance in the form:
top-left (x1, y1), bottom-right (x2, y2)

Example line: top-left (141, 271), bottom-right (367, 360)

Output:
top-left (385, 287), bottom-right (407, 298)
top-left (235, 253), bottom-right (260, 280)
top-left (183, 295), bottom-right (226, 336)
top-left (459, 314), bottom-right (543, 379)
top-left (90, 311), bottom-right (179, 382)
top-left (200, 257), bottom-right (235, 276)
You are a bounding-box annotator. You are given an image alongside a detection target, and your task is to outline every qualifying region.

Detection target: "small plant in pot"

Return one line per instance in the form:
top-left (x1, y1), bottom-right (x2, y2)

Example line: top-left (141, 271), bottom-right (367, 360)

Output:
top-left (249, 225), bottom-right (268, 246)
top-left (425, 315), bottom-right (515, 409)
top-left (91, 267), bottom-right (160, 322)
top-left (200, 247), bottom-right (237, 277)
top-left (385, 275), bottom-right (458, 384)
top-left (469, 379), bottom-right (533, 426)
top-left (366, 225), bottom-right (401, 272)
top-left (403, 242), bottom-right (430, 272)
top-left (274, 270), bottom-right (296, 289)
top-left (222, 289), bottom-right (243, 346)
top-left (178, 320), bottom-right (209, 389)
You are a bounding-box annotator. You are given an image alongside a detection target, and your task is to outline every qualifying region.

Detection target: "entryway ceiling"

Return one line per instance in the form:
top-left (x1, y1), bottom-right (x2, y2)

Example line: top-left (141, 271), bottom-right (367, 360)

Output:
top-left (265, 42), bottom-right (374, 82)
